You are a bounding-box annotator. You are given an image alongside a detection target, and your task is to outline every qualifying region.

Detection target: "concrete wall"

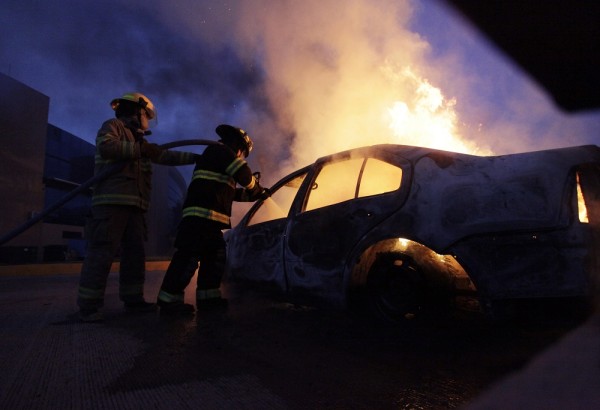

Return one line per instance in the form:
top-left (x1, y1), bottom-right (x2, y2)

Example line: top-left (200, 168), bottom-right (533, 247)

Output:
top-left (0, 73), bottom-right (188, 263)
top-left (0, 73), bottom-right (49, 252)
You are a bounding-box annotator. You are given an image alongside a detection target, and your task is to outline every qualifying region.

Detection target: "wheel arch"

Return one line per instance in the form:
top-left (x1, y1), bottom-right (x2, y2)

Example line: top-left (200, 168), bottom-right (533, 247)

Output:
top-left (347, 237), bottom-right (475, 299)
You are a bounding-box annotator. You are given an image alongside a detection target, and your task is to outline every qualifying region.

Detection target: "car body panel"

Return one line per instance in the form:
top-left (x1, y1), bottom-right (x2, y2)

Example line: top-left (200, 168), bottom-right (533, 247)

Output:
top-left (225, 166), bottom-right (313, 292)
top-left (282, 147), bottom-right (413, 305)
top-left (225, 144), bottom-right (600, 312)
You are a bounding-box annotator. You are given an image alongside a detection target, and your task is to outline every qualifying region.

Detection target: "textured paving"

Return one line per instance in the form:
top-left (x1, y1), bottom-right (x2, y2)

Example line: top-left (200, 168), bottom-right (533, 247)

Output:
top-left (467, 314), bottom-right (600, 409)
top-left (0, 270), bottom-right (288, 410)
top-left (0, 266), bottom-right (598, 409)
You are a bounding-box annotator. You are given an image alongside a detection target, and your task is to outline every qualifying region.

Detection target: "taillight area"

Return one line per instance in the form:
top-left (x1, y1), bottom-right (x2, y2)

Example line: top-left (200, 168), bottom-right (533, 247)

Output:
top-left (577, 172), bottom-right (589, 223)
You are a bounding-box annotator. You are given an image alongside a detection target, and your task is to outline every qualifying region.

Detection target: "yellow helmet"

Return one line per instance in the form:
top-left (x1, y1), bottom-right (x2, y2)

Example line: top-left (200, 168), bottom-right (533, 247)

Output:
top-left (110, 92), bottom-right (156, 119)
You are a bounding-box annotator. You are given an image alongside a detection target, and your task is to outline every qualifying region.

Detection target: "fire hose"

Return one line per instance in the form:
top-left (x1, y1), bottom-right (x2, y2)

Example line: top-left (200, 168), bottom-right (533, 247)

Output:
top-left (0, 139), bottom-right (220, 247)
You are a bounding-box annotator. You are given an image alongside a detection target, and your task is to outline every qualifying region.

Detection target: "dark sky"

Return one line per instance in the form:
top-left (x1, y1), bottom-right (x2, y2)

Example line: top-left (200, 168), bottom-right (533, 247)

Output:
top-left (2, 0), bottom-right (599, 185)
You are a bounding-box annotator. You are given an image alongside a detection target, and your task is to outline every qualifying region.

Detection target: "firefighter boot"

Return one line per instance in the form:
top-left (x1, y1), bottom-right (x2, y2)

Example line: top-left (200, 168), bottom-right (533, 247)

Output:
top-left (79, 308), bottom-right (103, 323)
top-left (157, 289), bottom-right (195, 316)
top-left (124, 300), bottom-right (157, 313)
top-left (159, 301), bottom-right (195, 316)
top-left (196, 289), bottom-right (228, 311)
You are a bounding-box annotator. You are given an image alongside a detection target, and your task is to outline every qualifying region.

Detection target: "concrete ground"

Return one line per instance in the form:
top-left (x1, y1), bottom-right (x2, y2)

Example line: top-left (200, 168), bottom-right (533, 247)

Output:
top-left (0, 263), bottom-right (290, 410)
top-left (0, 262), bottom-right (598, 409)
top-left (466, 313), bottom-right (600, 409)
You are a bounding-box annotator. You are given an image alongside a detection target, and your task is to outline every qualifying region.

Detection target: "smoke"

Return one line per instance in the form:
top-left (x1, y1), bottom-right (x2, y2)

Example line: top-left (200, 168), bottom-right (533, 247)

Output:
top-left (2, 0), bottom-right (599, 188)
top-left (157, 0), bottom-right (600, 186)
top-left (152, 0), bottom-right (489, 181)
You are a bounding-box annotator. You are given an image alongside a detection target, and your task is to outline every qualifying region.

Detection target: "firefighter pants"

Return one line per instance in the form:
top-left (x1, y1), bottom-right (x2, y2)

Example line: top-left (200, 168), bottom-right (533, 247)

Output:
top-left (77, 205), bottom-right (147, 310)
top-left (158, 217), bottom-right (226, 304)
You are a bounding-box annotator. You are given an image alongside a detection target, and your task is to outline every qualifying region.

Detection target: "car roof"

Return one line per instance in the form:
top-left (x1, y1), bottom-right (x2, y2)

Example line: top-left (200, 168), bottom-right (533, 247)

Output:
top-left (312, 144), bottom-right (600, 166)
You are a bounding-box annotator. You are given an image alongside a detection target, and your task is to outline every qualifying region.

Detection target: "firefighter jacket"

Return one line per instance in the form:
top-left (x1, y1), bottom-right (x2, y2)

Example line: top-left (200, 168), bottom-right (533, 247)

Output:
top-left (92, 118), bottom-right (196, 211)
top-left (181, 143), bottom-right (260, 229)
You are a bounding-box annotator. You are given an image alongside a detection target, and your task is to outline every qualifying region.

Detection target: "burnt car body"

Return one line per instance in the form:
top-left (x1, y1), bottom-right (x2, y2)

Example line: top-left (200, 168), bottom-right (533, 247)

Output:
top-left (225, 144), bottom-right (600, 321)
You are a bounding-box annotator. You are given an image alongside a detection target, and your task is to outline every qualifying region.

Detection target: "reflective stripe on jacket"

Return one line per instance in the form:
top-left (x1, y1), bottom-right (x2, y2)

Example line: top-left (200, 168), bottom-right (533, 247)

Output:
top-left (181, 144), bottom-right (255, 228)
top-left (91, 118), bottom-right (196, 210)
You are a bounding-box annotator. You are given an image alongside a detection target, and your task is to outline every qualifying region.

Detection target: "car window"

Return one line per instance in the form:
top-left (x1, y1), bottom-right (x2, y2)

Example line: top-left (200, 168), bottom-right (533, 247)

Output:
top-left (247, 172), bottom-right (307, 226)
top-left (357, 158), bottom-right (403, 197)
top-left (305, 158), bottom-right (363, 211)
top-left (305, 156), bottom-right (404, 212)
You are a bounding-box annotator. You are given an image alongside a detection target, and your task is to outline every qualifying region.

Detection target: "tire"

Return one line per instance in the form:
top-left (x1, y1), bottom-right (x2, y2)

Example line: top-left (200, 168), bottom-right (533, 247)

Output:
top-left (364, 253), bottom-right (428, 324)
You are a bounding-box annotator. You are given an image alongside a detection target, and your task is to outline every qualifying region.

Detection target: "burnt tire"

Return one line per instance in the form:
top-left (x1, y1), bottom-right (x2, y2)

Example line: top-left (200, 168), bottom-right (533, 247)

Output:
top-left (364, 254), bottom-right (428, 324)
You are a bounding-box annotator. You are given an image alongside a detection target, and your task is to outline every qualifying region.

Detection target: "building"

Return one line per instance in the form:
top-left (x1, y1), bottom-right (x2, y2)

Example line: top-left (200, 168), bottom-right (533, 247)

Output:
top-left (0, 73), bottom-right (188, 263)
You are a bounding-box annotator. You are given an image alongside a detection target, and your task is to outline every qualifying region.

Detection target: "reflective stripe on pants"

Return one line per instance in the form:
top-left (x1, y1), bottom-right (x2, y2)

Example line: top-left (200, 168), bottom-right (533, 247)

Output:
top-left (77, 205), bottom-right (146, 310)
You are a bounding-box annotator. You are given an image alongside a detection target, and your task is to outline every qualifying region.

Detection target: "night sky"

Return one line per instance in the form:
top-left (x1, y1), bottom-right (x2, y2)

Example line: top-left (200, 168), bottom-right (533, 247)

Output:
top-left (2, 0), bottom-right (599, 186)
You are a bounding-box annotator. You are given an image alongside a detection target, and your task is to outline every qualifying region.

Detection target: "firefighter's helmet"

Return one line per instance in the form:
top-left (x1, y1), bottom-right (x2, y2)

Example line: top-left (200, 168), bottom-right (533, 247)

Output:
top-left (110, 92), bottom-right (156, 119)
top-left (216, 124), bottom-right (253, 157)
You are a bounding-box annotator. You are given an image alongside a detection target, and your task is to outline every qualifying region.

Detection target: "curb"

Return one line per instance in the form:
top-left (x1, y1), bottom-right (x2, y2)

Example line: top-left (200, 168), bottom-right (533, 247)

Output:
top-left (0, 260), bottom-right (170, 276)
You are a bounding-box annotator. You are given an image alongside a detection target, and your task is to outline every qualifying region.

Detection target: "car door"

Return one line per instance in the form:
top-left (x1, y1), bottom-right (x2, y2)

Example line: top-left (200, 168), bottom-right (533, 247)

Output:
top-left (226, 167), bottom-right (310, 292)
top-left (283, 149), bottom-right (410, 303)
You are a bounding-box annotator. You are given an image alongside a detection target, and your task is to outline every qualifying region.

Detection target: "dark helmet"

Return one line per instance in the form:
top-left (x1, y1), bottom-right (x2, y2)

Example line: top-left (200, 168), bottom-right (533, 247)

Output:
top-left (216, 124), bottom-right (253, 157)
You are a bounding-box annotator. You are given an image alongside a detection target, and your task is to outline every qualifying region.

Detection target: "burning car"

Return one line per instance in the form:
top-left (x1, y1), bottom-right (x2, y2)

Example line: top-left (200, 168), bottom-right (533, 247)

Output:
top-left (225, 144), bottom-right (600, 322)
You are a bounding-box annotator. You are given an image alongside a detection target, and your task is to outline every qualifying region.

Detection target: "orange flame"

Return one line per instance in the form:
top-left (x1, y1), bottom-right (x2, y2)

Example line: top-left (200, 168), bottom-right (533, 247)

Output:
top-left (385, 66), bottom-right (491, 156)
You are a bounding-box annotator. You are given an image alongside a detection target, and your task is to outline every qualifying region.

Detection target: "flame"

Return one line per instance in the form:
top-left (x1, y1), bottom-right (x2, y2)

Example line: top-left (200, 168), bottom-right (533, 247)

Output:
top-left (383, 65), bottom-right (491, 156)
top-left (576, 172), bottom-right (589, 223)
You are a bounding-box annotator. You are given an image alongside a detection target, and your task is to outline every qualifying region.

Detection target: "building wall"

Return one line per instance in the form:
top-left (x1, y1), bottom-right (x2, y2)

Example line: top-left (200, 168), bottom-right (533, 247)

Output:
top-left (41, 124), bottom-right (95, 261)
top-left (0, 73), bottom-right (49, 257)
top-left (147, 164), bottom-right (190, 259)
top-left (0, 73), bottom-right (188, 263)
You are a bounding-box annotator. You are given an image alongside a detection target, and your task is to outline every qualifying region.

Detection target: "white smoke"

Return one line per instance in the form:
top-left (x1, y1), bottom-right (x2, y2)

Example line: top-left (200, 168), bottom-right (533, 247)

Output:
top-left (154, 0), bottom-right (489, 179)
top-left (2, 0), bottom-right (599, 229)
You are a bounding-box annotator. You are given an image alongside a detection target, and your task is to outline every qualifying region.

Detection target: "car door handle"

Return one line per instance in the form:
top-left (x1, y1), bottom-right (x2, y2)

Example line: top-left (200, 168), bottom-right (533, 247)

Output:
top-left (352, 209), bottom-right (374, 218)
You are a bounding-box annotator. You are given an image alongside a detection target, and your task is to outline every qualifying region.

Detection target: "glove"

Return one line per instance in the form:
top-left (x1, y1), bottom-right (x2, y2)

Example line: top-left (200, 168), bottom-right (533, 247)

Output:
top-left (259, 187), bottom-right (271, 200)
top-left (140, 140), bottom-right (163, 161)
top-left (247, 183), bottom-right (270, 201)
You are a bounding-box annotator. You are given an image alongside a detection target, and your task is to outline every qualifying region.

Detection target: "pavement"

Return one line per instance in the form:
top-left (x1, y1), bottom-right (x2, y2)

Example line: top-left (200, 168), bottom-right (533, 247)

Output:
top-left (466, 313), bottom-right (600, 409)
top-left (0, 262), bottom-right (598, 409)
top-left (0, 263), bottom-right (289, 410)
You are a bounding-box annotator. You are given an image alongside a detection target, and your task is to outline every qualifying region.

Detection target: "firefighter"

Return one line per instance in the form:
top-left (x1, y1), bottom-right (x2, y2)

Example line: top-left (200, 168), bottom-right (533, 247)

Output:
top-left (157, 124), bottom-right (268, 316)
top-left (77, 92), bottom-right (197, 322)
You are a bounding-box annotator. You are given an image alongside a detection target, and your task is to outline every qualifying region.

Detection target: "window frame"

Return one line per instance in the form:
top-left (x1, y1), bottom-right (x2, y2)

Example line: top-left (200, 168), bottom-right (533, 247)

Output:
top-left (300, 151), bottom-right (409, 214)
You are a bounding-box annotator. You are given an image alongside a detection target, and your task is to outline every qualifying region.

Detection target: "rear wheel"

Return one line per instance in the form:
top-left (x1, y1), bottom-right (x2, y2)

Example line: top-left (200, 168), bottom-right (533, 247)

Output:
top-left (365, 254), bottom-right (428, 323)
top-left (357, 251), bottom-right (459, 325)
